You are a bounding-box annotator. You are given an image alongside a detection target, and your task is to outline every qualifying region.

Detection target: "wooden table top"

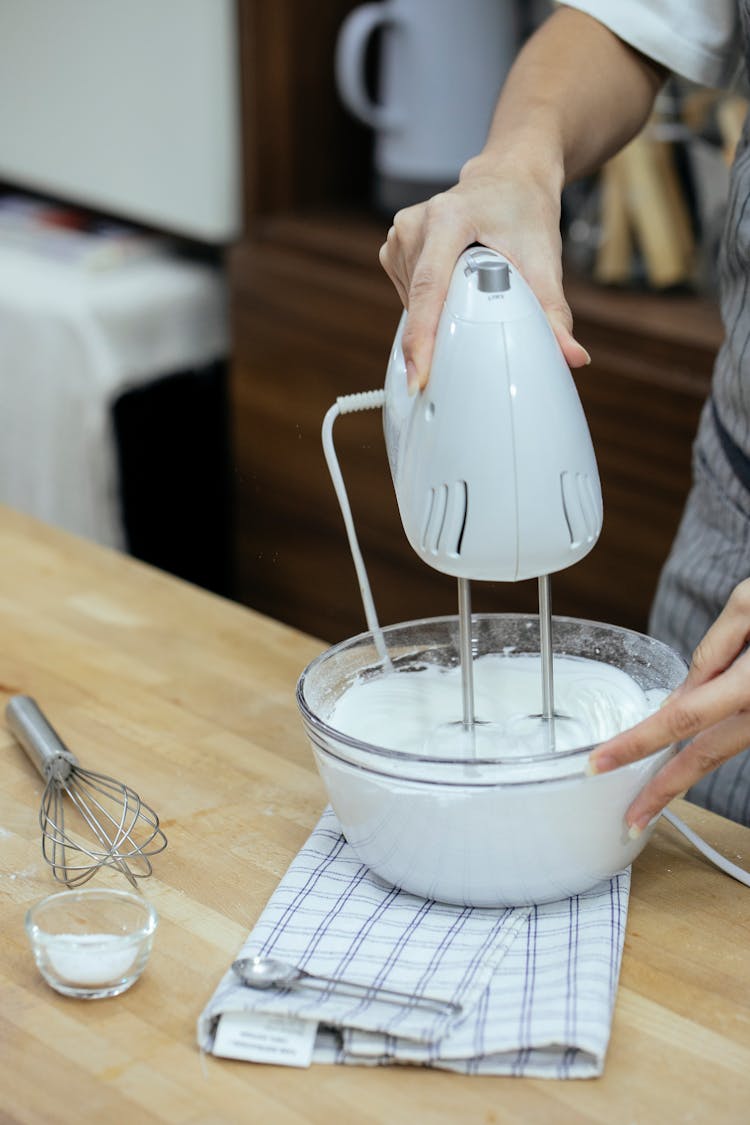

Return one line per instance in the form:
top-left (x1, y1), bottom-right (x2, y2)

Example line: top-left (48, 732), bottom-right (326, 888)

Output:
top-left (1, 505), bottom-right (748, 1124)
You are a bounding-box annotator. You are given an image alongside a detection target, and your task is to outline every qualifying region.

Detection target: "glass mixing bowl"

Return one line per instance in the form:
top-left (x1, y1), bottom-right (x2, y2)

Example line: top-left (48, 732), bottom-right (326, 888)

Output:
top-left (297, 614), bottom-right (686, 906)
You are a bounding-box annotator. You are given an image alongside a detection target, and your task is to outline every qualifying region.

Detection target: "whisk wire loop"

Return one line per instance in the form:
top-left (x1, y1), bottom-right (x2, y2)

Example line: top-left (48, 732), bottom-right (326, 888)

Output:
top-left (71, 768), bottom-right (164, 856)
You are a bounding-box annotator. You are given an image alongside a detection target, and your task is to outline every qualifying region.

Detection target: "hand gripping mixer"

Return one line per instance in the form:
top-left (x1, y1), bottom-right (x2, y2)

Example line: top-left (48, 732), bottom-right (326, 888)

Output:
top-left (322, 247), bottom-right (603, 751)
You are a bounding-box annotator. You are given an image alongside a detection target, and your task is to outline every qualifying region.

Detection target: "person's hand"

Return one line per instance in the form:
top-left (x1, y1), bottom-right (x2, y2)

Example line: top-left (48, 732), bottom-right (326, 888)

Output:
top-left (588, 579), bottom-right (750, 834)
top-left (378, 155), bottom-right (591, 394)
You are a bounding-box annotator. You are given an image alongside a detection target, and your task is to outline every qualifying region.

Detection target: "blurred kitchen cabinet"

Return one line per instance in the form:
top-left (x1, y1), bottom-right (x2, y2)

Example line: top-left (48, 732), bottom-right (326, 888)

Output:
top-left (237, 0), bottom-right (371, 218)
top-left (230, 1), bottom-right (722, 643)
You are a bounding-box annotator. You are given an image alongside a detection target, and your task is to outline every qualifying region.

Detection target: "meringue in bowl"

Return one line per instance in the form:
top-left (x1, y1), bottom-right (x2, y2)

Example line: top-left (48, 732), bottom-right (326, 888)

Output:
top-left (297, 614), bottom-right (685, 907)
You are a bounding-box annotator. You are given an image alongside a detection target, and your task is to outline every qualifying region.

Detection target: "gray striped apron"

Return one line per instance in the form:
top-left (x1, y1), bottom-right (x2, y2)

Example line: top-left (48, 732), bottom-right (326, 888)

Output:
top-left (648, 1), bottom-right (750, 825)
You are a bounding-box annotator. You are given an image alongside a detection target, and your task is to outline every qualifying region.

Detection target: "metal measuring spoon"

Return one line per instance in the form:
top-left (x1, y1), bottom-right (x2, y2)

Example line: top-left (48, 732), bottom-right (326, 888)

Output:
top-left (232, 956), bottom-right (462, 1016)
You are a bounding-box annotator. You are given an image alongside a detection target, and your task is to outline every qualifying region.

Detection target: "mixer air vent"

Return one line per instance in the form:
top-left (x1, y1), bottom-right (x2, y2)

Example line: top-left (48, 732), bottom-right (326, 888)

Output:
top-left (454, 480), bottom-right (469, 555)
top-left (560, 471), bottom-right (599, 548)
top-left (421, 481), bottom-right (468, 557)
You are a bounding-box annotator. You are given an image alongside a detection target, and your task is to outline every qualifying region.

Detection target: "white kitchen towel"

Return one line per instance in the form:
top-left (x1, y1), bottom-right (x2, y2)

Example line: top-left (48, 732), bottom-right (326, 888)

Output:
top-left (198, 808), bottom-right (630, 1078)
top-left (0, 244), bottom-right (227, 549)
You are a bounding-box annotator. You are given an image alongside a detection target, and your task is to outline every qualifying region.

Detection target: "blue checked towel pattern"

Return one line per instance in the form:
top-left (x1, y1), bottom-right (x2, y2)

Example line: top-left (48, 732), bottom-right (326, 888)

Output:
top-left (198, 808), bottom-right (629, 1078)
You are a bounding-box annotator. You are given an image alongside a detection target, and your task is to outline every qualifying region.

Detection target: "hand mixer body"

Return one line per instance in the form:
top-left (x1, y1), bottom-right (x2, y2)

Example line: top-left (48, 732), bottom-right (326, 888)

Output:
top-left (383, 248), bottom-right (603, 581)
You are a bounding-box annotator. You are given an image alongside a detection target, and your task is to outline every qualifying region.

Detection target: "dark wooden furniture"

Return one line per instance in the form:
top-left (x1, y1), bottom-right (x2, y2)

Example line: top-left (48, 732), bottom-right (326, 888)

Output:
top-left (229, 1), bottom-right (723, 644)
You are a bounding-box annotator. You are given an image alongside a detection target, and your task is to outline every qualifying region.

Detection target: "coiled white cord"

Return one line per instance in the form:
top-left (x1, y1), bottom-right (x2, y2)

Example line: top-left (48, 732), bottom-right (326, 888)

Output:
top-left (322, 391), bottom-right (390, 665)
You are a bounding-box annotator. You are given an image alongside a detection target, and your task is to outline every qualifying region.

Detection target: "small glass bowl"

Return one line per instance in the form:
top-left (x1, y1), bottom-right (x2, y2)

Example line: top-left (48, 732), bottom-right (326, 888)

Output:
top-left (25, 888), bottom-right (158, 999)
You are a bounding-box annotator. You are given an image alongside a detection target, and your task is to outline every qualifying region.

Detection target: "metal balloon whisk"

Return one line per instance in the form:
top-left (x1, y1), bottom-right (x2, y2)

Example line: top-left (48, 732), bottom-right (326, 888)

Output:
top-left (7, 695), bottom-right (167, 887)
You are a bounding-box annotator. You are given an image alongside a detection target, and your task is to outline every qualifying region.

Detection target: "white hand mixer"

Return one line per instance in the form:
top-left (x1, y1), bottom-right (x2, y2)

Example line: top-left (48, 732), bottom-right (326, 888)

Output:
top-left (323, 247), bottom-right (603, 751)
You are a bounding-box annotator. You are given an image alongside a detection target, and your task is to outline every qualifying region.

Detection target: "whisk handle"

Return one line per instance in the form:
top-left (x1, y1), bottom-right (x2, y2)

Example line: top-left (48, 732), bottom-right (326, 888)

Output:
top-left (6, 695), bottom-right (77, 782)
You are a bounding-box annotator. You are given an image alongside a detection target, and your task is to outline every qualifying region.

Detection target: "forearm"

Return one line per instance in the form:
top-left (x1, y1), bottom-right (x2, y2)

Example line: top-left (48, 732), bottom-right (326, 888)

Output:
top-left (463, 7), bottom-right (667, 191)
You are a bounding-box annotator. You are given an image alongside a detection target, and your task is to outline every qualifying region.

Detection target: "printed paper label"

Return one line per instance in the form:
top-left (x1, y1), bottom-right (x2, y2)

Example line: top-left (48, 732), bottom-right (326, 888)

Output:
top-left (212, 1010), bottom-right (318, 1067)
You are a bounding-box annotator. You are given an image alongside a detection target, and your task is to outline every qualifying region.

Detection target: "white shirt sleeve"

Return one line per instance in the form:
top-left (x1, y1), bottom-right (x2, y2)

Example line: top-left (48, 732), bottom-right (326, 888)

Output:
top-left (561, 1), bottom-right (743, 89)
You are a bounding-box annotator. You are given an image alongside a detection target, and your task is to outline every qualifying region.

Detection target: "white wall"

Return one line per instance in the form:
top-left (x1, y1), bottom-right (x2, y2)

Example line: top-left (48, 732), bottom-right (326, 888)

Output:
top-left (0, 0), bottom-right (242, 243)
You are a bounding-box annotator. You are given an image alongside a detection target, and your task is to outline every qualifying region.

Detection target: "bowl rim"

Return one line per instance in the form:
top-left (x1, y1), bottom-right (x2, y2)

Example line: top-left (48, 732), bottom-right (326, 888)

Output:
top-left (25, 886), bottom-right (159, 939)
top-left (296, 611), bottom-right (687, 773)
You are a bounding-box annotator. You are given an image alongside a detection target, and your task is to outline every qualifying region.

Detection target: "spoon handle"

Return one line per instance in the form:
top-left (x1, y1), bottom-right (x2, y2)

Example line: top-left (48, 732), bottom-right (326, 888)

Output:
top-left (294, 970), bottom-right (462, 1016)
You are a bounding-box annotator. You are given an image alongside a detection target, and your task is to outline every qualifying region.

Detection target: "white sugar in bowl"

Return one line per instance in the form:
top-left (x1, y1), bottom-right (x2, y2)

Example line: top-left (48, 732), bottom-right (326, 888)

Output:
top-left (296, 614), bottom-right (686, 907)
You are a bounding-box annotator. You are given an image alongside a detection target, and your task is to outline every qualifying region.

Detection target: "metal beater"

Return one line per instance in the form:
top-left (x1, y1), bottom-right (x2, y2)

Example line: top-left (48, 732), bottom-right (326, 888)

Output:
top-left (7, 695), bottom-right (167, 886)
